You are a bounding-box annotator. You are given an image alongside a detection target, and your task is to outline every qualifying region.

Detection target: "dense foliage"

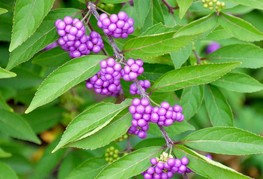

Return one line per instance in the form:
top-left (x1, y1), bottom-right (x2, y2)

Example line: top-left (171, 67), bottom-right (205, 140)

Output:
top-left (1, 0), bottom-right (263, 178)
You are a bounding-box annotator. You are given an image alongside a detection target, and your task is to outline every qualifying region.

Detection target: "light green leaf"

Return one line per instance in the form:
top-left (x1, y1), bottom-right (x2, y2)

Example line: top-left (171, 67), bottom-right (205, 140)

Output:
top-left (219, 13), bottom-right (263, 42)
top-left (67, 158), bottom-right (106, 179)
top-left (7, 8), bottom-right (78, 70)
top-left (134, 0), bottom-right (151, 29)
top-left (204, 86), bottom-right (233, 126)
top-left (52, 100), bottom-right (131, 152)
top-left (151, 62), bottom-right (240, 93)
top-left (175, 13), bottom-right (218, 37)
top-left (9, 0), bottom-right (55, 51)
top-left (101, 0), bottom-right (129, 3)
top-left (0, 67), bottom-right (16, 79)
top-left (0, 162), bottom-right (18, 179)
top-left (0, 8), bottom-right (8, 15)
top-left (32, 47), bottom-right (70, 67)
top-left (224, 0), bottom-right (263, 10)
top-left (123, 32), bottom-right (199, 58)
top-left (174, 145), bottom-right (251, 179)
top-left (170, 44), bottom-right (192, 69)
top-left (212, 72), bottom-right (263, 93)
top-left (208, 44), bottom-right (263, 69)
top-left (26, 55), bottom-right (105, 113)
top-left (181, 85), bottom-right (204, 120)
top-left (0, 148), bottom-right (11, 158)
top-left (0, 109), bottom-right (40, 144)
top-left (95, 146), bottom-right (161, 179)
top-left (66, 111), bottom-right (132, 150)
top-left (182, 127), bottom-right (263, 155)
top-left (141, 23), bottom-right (179, 36)
top-left (177, 0), bottom-right (193, 19)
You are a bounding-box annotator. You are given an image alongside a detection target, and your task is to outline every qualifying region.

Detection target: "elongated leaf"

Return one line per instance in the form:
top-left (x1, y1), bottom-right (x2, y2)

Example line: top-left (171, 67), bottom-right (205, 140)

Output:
top-left (66, 111), bottom-right (132, 150)
top-left (208, 44), bottom-right (263, 69)
top-left (170, 44), bottom-right (192, 69)
top-left (175, 13), bottom-right (218, 37)
top-left (0, 8), bottom-right (8, 15)
top-left (7, 8), bottom-right (78, 70)
top-left (123, 32), bottom-right (199, 58)
top-left (32, 47), bottom-right (70, 67)
top-left (9, 0), bottom-right (55, 51)
top-left (0, 162), bottom-right (18, 179)
top-left (0, 109), bottom-right (40, 144)
top-left (95, 146), bottom-right (161, 179)
top-left (53, 100), bottom-right (131, 152)
top-left (174, 145), bottom-right (251, 179)
top-left (67, 158), bottom-right (106, 179)
top-left (224, 0), bottom-right (263, 10)
top-left (26, 55), bottom-right (105, 113)
top-left (182, 127), bottom-right (263, 155)
top-left (151, 62), bottom-right (240, 92)
top-left (219, 13), bottom-right (263, 42)
top-left (0, 148), bottom-right (11, 158)
top-left (181, 85), bottom-right (204, 120)
top-left (212, 72), bottom-right (263, 93)
top-left (177, 0), bottom-right (193, 19)
top-left (141, 23), bottom-right (179, 36)
top-left (205, 86), bottom-right (233, 126)
top-left (0, 67), bottom-right (16, 79)
top-left (134, 0), bottom-right (151, 29)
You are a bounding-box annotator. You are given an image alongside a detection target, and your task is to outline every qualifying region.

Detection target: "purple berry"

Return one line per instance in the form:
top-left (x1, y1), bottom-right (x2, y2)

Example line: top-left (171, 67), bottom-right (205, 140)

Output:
top-left (206, 42), bottom-right (221, 54)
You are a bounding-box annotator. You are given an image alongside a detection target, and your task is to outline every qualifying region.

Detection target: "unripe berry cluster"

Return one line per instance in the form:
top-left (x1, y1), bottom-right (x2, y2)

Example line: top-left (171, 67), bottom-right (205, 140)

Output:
top-left (202, 0), bottom-right (225, 11)
top-left (122, 59), bottom-right (144, 81)
top-left (115, 133), bottom-right (128, 142)
top-left (97, 12), bottom-right (134, 38)
top-left (86, 58), bottom-right (122, 96)
top-left (55, 16), bottom-right (104, 58)
top-left (128, 98), bottom-right (184, 139)
top-left (143, 152), bottom-right (190, 179)
top-left (130, 80), bottom-right (151, 95)
top-left (105, 146), bottom-right (120, 163)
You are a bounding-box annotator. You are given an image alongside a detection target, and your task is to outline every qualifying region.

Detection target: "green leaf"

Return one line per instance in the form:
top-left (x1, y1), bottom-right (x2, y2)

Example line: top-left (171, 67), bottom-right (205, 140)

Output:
top-left (0, 8), bottom-right (8, 15)
top-left (0, 162), bottom-right (18, 179)
top-left (212, 72), bottom-right (263, 93)
top-left (177, 0), bottom-right (193, 19)
top-left (100, 0), bottom-right (129, 3)
top-left (32, 47), bottom-right (70, 67)
top-left (219, 13), bottom-right (263, 42)
top-left (224, 0), bottom-right (263, 10)
top-left (25, 55), bottom-right (105, 113)
top-left (0, 148), bottom-right (11, 158)
top-left (151, 62), bottom-right (240, 93)
top-left (175, 13), bottom-right (218, 37)
top-left (0, 67), bottom-right (16, 79)
top-left (9, 0), bottom-right (55, 51)
top-left (182, 127), bottom-right (263, 155)
top-left (0, 109), bottom-right (40, 144)
top-left (174, 145), bottom-right (251, 179)
top-left (204, 85), bottom-right (233, 126)
top-left (141, 23), bottom-right (179, 36)
top-left (52, 99), bottom-right (131, 152)
top-left (208, 44), bottom-right (263, 69)
top-left (66, 110), bottom-right (132, 150)
top-left (134, 0), bottom-right (151, 29)
top-left (123, 32), bottom-right (199, 58)
top-left (7, 8), bottom-right (79, 70)
top-left (67, 158), bottom-right (106, 179)
top-left (181, 85), bottom-right (204, 120)
top-left (170, 44), bottom-right (192, 69)
top-left (95, 146), bottom-right (161, 179)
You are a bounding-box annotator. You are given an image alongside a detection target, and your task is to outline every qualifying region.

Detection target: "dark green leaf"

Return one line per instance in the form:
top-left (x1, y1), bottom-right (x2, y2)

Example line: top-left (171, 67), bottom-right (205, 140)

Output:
top-left (151, 62), bottom-right (240, 92)
top-left (182, 127), bottom-right (263, 155)
top-left (26, 55), bottom-right (105, 113)
top-left (9, 0), bottom-right (55, 51)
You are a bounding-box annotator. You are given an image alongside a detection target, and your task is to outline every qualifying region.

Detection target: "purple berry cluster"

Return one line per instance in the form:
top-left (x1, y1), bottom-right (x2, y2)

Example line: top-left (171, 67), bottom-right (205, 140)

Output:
top-left (122, 59), bottom-right (144, 81)
top-left (97, 12), bottom-right (134, 38)
top-left (130, 80), bottom-right (151, 95)
top-left (128, 98), bottom-right (152, 139)
top-left (128, 98), bottom-right (184, 138)
top-left (143, 155), bottom-right (190, 179)
top-left (86, 58), bottom-right (122, 96)
top-left (151, 102), bottom-right (184, 126)
top-left (55, 16), bottom-right (104, 58)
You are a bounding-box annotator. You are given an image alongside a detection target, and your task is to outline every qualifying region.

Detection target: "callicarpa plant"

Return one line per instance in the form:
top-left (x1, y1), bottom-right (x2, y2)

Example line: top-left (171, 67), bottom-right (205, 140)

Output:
top-left (1, 0), bottom-right (263, 179)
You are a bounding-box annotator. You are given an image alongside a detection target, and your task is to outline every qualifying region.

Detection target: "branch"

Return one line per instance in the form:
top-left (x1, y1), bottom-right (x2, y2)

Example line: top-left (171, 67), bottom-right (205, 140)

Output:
top-left (162, 0), bottom-right (175, 14)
